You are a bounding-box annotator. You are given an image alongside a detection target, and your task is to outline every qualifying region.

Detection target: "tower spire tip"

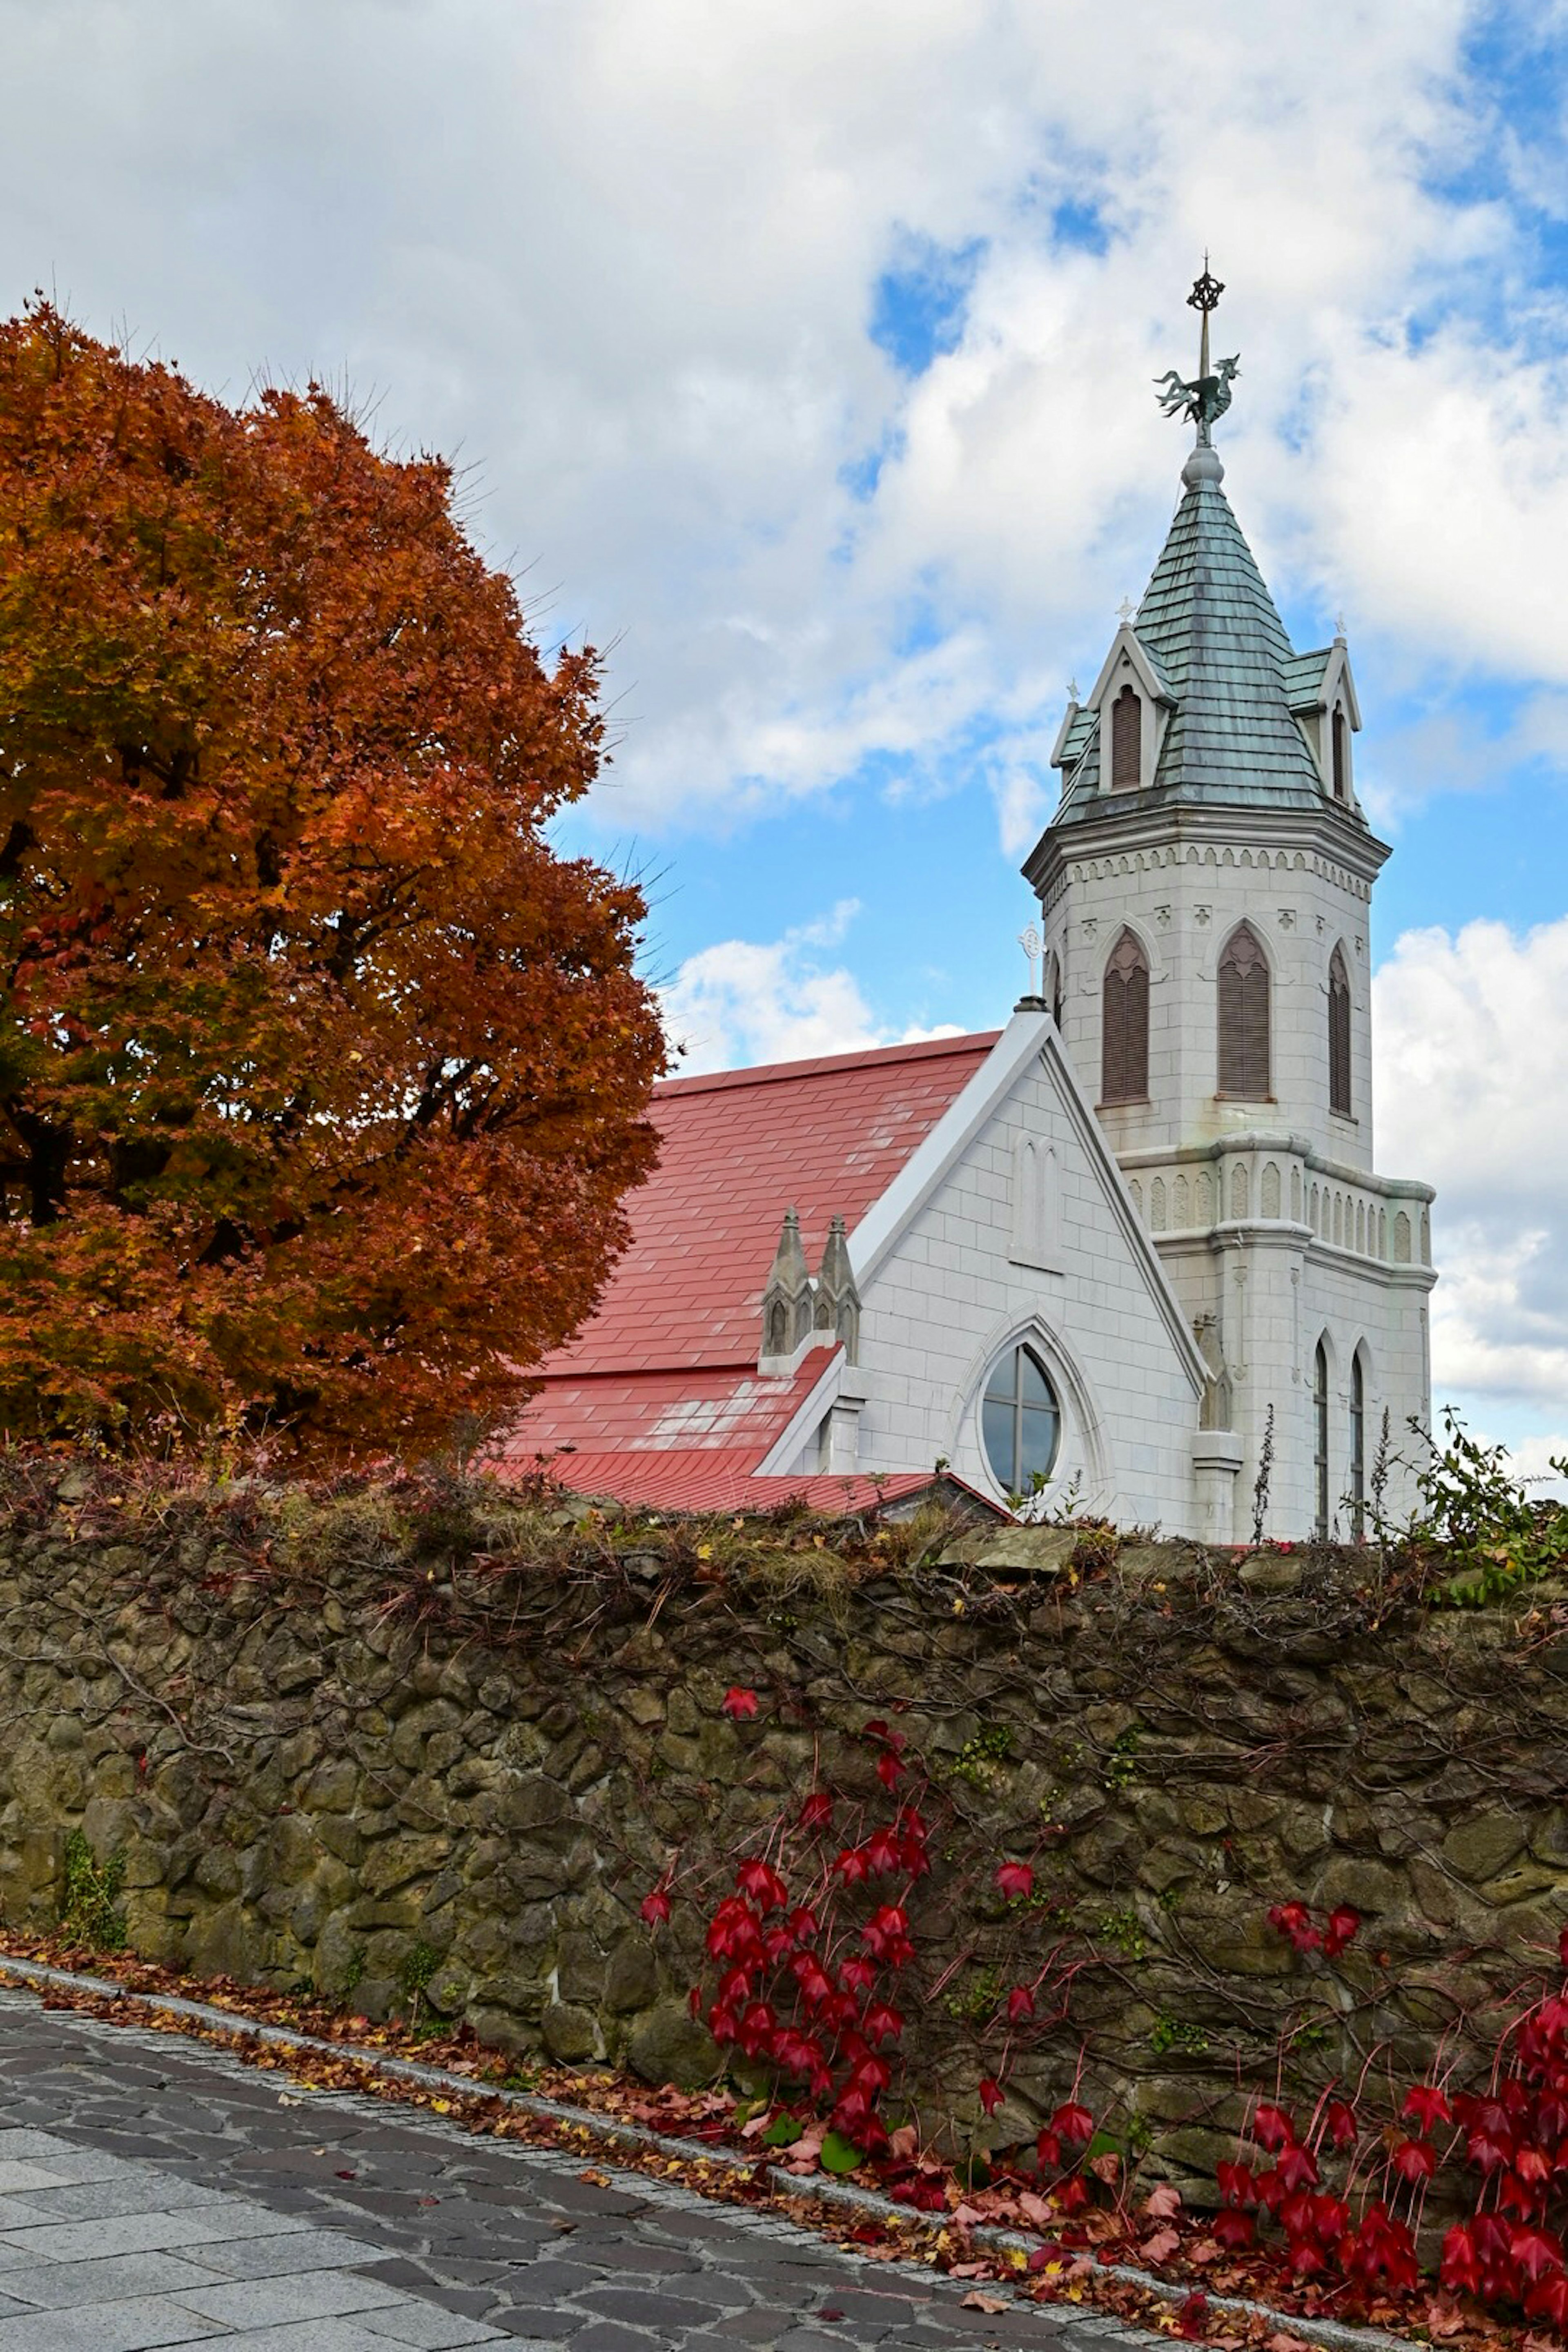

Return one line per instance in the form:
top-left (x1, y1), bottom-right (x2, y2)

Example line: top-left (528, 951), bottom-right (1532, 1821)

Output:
top-left (1156, 261), bottom-right (1239, 462)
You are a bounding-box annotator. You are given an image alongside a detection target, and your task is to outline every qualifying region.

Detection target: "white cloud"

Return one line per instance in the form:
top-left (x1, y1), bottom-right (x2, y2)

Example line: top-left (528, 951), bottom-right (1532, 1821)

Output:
top-left (3, 0), bottom-right (1546, 852)
top-left (1492, 1430), bottom-right (1568, 1501)
top-left (660, 907), bottom-right (963, 1074)
top-left (1375, 914), bottom-right (1568, 1430)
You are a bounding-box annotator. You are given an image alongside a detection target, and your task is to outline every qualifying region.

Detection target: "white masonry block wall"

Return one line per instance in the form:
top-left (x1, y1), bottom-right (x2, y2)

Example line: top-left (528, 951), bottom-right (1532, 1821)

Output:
top-left (844, 1051), bottom-right (1204, 1531)
top-left (1035, 808), bottom-right (1434, 1539)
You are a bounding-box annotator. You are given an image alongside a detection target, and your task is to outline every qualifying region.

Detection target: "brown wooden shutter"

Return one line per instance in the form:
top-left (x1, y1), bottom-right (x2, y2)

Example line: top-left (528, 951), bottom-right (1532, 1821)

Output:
top-left (1332, 707), bottom-right (1348, 800)
top-left (1101, 929), bottom-right (1149, 1103)
top-left (1328, 944), bottom-right (1352, 1116)
top-left (1217, 924), bottom-right (1270, 1098)
top-left (1110, 685), bottom-right (1141, 788)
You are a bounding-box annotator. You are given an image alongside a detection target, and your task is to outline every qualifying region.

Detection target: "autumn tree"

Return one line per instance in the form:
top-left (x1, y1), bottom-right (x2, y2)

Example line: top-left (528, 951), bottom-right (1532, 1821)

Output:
top-left (0, 302), bottom-right (664, 1464)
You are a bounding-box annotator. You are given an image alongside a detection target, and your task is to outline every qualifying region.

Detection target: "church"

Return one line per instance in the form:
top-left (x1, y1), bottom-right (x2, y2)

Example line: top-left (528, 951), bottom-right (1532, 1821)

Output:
top-left (499, 278), bottom-right (1437, 1543)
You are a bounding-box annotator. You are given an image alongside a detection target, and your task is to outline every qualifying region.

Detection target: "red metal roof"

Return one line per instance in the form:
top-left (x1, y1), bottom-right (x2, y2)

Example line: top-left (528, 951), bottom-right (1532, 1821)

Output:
top-left (530, 1453), bottom-right (946, 1516)
top-left (495, 1030), bottom-right (1001, 1516)
top-left (502, 1355), bottom-right (831, 1462)
top-left (548, 1031), bottom-right (998, 1375)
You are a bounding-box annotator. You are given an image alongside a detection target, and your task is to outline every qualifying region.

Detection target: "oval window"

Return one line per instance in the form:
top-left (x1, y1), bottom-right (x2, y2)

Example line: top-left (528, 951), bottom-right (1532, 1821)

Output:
top-left (980, 1343), bottom-right (1061, 1497)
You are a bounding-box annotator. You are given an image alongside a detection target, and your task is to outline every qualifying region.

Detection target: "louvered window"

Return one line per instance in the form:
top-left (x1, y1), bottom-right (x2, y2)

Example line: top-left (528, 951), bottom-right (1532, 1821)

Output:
top-left (1101, 929), bottom-right (1149, 1104)
top-left (1217, 923), bottom-right (1270, 1099)
top-left (1110, 685), bottom-right (1141, 788)
top-left (1328, 944), bottom-right (1352, 1117)
top-left (1332, 706), bottom-right (1348, 800)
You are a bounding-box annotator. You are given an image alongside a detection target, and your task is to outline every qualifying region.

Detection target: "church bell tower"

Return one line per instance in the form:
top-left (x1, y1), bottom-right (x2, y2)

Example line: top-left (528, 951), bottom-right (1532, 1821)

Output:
top-left (1022, 268), bottom-right (1436, 1542)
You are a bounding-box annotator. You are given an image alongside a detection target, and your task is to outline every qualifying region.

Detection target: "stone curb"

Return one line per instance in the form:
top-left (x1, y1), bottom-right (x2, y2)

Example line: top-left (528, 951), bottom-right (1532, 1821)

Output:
top-left (0, 1951), bottom-right (1407, 2352)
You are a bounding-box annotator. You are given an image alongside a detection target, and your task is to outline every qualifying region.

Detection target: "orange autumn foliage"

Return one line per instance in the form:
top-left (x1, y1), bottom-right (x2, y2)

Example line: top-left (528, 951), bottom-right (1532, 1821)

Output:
top-left (0, 302), bottom-right (664, 1465)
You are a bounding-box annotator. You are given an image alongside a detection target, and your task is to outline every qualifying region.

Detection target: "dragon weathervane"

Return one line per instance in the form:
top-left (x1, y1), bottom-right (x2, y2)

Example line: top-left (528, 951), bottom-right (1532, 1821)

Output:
top-left (1154, 260), bottom-right (1239, 443)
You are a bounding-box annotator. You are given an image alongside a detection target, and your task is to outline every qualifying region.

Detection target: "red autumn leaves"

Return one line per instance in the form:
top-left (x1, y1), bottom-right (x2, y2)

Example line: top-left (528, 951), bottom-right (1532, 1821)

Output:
top-left (1207, 1982), bottom-right (1568, 2331)
top-left (657, 1709), bottom-right (937, 2154)
top-left (643, 1698), bottom-right (1568, 2337)
top-left (1266, 1900), bottom-right (1360, 1959)
top-left (0, 304), bottom-right (664, 1463)
top-left (643, 1697), bottom-right (1059, 2158)
top-left (1430, 1999), bottom-right (1568, 2332)
top-left (1216, 2099), bottom-right (1417, 2290)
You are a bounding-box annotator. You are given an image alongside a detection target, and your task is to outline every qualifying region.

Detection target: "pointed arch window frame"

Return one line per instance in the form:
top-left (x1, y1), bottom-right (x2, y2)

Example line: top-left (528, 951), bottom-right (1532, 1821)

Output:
top-left (1216, 920), bottom-right (1272, 1102)
top-left (1088, 629), bottom-right (1173, 799)
top-left (1100, 927), bottom-right (1151, 1107)
top-left (1292, 643), bottom-right (1362, 803)
top-left (1110, 684), bottom-right (1142, 789)
top-left (1312, 1337), bottom-right (1332, 1543)
top-left (1328, 942), bottom-right (1353, 1120)
top-left (1349, 1347), bottom-right (1368, 1541)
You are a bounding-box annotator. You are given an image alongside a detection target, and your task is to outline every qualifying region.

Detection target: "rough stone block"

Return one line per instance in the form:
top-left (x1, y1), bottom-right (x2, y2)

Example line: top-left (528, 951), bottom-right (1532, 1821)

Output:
top-left (540, 2000), bottom-right (600, 2062)
top-left (625, 1998), bottom-right (719, 2089)
top-left (1442, 1812), bottom-right (1527, 1883)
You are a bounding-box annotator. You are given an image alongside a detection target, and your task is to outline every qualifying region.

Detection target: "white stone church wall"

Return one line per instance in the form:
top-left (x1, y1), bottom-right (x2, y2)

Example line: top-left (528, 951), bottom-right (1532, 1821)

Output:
top-left (850, 1056), bottom-right (1203, 1532)
top-left (1292, 1251), bottom-right (1432, 1535)
top-left (1143, 1221), bottom-right (1431, 1539)
top-left (1042, 830), bottom-right (1379, 1172)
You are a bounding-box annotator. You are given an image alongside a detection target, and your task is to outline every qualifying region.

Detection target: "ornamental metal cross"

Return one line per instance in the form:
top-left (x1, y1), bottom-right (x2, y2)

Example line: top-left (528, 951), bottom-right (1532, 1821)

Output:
top-left (1154, 258), bottom-right (1240, 443)
top-left (1017, 923), bottom-right (1042, 997)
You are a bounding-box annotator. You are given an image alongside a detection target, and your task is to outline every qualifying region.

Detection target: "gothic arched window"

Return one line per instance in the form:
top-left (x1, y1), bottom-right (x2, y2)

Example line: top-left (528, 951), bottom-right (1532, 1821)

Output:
top-left (1350, 1350), bottom-right (1367, 1539)
top-left (1331, 706), bottom-right (1348, 801)
top-left (1217, 922), bottom-right (1270, 1100)
top-left (1043, 949), bottom-right (1062, 1031)
top-left (1110, 684), bottom-right (1141, 789)
top-left (1313, 1341), bottom-right (1331, 1543)
top-left (1101, 928), bottom-right (1149, 1104)
top-left (981, 1343), bottom-right (1061, 1499)
top-left (1328, 944), bottom-right (1352, 1118)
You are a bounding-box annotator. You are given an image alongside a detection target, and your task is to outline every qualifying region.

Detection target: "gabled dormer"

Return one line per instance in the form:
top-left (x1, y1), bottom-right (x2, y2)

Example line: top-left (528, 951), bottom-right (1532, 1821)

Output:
top-left (1040, 433), bottom-right (1368, 836)
top-left (1051, 623), bottom-right (1176, 801)
top-left (1284, 632), bottom-right (1363, 811)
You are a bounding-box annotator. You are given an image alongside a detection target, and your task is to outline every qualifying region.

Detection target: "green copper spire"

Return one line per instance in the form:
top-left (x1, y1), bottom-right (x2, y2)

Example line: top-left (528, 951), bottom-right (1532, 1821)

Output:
top-left (1043, 269), bottom-right (1363, 827)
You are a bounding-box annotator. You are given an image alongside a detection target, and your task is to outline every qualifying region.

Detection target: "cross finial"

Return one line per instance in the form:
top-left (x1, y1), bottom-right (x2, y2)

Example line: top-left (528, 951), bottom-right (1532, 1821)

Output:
top-left (1068, 675), bottom-right (1080, 703)
top-left (1117, 596), bottom-right (1135, 625)
top-left (1155, 258), bottom-right (1238, 450)
top-left (1188, 257), bottom-right (1223, 392)
top-left (1187, 255), bottom-right (1225, 317)
top-left (1017, 923), bottom-right (1042, 998)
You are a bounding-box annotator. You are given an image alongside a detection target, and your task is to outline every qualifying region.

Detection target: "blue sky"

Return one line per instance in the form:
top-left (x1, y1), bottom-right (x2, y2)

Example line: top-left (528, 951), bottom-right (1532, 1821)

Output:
top-left (3, 0), bottom-right (1568, 1474)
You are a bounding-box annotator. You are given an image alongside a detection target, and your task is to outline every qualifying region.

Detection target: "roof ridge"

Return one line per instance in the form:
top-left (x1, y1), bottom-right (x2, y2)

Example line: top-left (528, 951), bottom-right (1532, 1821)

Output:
top-left (655, 1030), bottom-right (1000, 1098)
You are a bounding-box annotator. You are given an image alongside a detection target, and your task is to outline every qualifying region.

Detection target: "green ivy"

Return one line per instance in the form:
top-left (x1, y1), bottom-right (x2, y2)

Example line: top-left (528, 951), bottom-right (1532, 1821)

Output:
top-left (1096, 1905), bottom-right (1148, 1962)
top-left (1150, 2013), bottom-right (1210, 2055)
top-left (1104, 1726), bottom-right (1142, 1792)
top-left (947, 1724), bottom-right (1014, 1787)
top-left (943, 1964), bottom-right (1004, 2023)
top-left (61, 1829), bottom-right (126, 1951)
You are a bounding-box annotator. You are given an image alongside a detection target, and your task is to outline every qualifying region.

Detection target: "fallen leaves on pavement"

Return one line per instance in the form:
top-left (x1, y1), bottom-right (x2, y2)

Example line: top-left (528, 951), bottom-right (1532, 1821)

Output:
top-left (0, 1925), bottom-right (1533, 2352)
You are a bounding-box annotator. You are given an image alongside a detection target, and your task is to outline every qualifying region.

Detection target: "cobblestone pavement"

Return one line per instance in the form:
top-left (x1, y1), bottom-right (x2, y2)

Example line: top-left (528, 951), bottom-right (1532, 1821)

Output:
top-left (0, 1986), bottom-right (1163, 2352)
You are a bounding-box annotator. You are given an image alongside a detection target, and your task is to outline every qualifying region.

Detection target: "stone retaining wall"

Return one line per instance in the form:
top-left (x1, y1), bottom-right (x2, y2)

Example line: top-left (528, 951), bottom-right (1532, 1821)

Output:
top-left (0, 1470), bottom-right (1563, 2176)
